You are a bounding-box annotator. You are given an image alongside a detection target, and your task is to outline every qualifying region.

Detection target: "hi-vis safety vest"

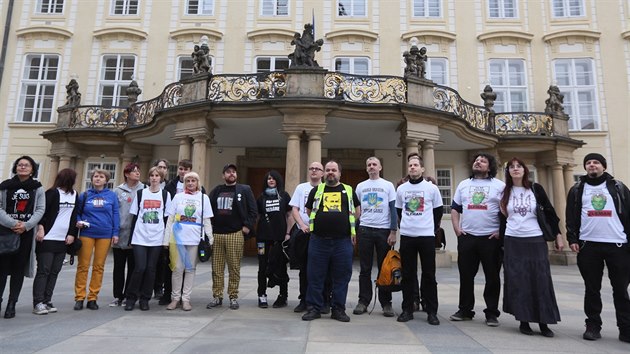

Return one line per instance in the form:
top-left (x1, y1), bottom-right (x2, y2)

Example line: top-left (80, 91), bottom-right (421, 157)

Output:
top-left (308, 183), bottom-right (356, 237)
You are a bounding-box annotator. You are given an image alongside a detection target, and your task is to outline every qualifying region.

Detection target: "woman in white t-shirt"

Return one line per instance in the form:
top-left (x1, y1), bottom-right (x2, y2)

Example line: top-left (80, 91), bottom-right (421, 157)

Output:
top-left (162, 172), bottom-right (213, 311)
top-left (125, 166), bottom-right (172, 311)
top-left (500, 157), bottom-right (564, 338)
top-left (33, 168), bottom-right (79, 315)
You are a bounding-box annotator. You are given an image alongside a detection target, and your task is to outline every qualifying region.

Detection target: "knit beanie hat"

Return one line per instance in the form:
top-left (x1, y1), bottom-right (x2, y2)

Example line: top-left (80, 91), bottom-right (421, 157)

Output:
top-left (583, 153), bottom-right (607, 169)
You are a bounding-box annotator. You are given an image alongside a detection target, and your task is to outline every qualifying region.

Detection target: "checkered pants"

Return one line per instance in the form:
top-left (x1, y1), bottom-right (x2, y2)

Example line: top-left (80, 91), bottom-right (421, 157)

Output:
top-left (212, 231), bottom-right (244, 299)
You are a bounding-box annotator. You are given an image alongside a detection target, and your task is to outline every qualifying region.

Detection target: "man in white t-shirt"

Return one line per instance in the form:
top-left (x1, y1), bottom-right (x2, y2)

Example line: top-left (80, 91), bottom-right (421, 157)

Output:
top-left (567, 153), bottom-right (630, 343)
top-left (353, 157), bottom-right (397, 318)
top-left (450, 153), bottom-right (505, 327)
top-left (395, 155), bottom-right (443, 325)
top-left (289, 161), bottom-right (325, 313)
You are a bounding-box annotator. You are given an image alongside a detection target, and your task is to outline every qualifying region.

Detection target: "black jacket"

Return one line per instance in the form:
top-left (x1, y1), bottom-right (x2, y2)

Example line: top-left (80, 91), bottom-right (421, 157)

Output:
top-left (208, 183), bottom-right (257, 236)
top-left (39, 188), bottom-right (79, 237)
top-left (566, 173), bottom-right (630, 245)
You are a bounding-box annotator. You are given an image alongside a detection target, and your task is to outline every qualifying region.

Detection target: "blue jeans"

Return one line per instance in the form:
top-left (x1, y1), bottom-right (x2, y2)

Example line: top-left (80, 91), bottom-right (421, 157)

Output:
top-left (306, 234), bottom-right (353, 312)
top-left (357, 226), bottom-right (392, 306)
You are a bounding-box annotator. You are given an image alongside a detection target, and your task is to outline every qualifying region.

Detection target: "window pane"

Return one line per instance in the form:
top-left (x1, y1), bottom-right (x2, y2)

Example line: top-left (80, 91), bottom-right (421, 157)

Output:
top-left (354, 59), bottom-right (369, 75)
top-left (256, 58), bottom-right (271, 71)
top-left (335, 58), bottom-right (349, 73)
top-left (274, 58), bottom-right (290, 70)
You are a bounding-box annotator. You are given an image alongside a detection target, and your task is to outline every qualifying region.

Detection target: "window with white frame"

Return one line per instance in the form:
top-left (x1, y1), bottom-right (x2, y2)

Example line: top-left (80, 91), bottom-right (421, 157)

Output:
top-left (488, 0), bottom-right (517, 18)
top-left (334, 57), bottom-right (369, 75)
top-left (111, 0), bottom-right (139, 15)
top-left (552, 0), bottom-right (584, 18)
top-left (85, 162), bottom-right (117, 190)
top-left (261, 0), bottom-right (288, 16)
top-left (36, 0), bottom-right (64, 14)
top-left (17, 54), bottom-right (59, 123)
top-left (488, 59), bottom-right (527, 112)
top-left (338, 0), bottom-right (366, 17)
top-left (256, 57), bottom-right (290, 72)
top-left (427, 58), bottom-right (448, 85)
top-left (553, 58), bottom-right (598, 130)
top-left (436, 168), bottom-right (452, 214)
top-left (177, 56), bottom-right (195, 80)
top-left (99, 55), bottom-right (135, 108)
top-left (413, 0), bottom-right (441, 18)
top-left (186, 0), bottom-right (213, 15)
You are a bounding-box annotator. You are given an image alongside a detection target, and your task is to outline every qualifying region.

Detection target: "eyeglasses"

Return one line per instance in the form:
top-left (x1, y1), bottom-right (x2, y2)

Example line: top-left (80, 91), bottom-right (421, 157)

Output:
top-left (157, 165), bottom-right (168, 169)
top-left (308, 167), bottom-right (323, 172)
top-left (17, 164), bottom-right (31, 168)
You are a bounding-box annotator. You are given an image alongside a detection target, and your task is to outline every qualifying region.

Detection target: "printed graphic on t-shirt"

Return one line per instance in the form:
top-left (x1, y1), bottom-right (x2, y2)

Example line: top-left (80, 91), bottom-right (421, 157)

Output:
top-left (362, 191), bottom-right (384, 210)
top-left (587, 189), bottom-right (612, 217)
top-left (180, 202), bottom-right (198, 222)
top-left (92, 197), bottom-right (105, 208)
top-left (265, 199), bottom-right (280, 213)
top-left (217, 192), bottom-right (234, 215)
top-left (322, 192), bottom-right (342, 212)
top-left (467, 186), bottom-right (489, 210)
top-left (404, 191), bottom-right (425, 214)
top-left (60, 201), bottom-right (75, 209)
top-left (12, 188), bottom-right (30, 214)
top-left (511, 192), bottom-right (532, 217)
top-left (141, 199), bottom-right (162, 224)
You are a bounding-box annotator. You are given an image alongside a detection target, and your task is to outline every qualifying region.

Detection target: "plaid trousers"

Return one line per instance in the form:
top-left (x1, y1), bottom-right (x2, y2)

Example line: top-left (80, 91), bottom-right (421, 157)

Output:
top-left (212, 231), bottom-right (244, 299)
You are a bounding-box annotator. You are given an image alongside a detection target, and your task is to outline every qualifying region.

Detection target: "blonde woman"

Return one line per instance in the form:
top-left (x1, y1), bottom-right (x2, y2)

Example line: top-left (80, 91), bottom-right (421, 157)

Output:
top-left (163, 172), bottom-right (213, 311)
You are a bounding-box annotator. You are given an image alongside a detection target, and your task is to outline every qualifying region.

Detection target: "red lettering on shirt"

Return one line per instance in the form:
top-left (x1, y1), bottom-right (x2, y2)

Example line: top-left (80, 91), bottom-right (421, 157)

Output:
top-left (467, 204), bottom-right (488, 210)
top-left (587, 210), bottom-right (612, 217)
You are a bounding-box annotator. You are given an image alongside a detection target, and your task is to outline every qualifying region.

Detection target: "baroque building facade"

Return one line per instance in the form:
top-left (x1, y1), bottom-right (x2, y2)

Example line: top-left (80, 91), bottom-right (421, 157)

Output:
top-left (1, 0), bottom-right (629, 259)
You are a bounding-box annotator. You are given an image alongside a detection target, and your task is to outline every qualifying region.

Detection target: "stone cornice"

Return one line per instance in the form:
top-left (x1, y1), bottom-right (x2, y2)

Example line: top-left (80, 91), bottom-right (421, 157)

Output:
top-left (325, 29), bottom-right (378, 41)
top-left (16, 26), bottom-right (73, 39)
top-left (401, 30), bottom-right (456, 42)
top-left (246, 28), bottom-right (295, 40)
top-left (542, 29), bottom-right (601, 43)
top-left (477, 30), bottom-right (534, 42)
top-left (93, 27), bottom-right (148, 40)
top-left (170, 28), bottom-right (224, 40)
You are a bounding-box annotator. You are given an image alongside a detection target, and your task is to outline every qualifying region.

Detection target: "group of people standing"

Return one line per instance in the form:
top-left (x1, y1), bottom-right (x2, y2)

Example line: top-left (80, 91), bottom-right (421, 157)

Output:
top-left (0, 151), bottom-right (628, 345)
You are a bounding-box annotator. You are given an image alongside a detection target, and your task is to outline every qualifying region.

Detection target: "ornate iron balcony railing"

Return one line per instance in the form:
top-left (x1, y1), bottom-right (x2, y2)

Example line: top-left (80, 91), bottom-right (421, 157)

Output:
top-left (433, 85), bottom-right (492, 132)
top-left (207, 72), bottom-right (286, 102)
top-left (495, 112), bottom-right (554, 136)
top-left (129, 82), bottom-right (182, 126)
top-left (324, 73), bottom-right (406, 104)
top-left (69, 106), bottom-right (128, 129)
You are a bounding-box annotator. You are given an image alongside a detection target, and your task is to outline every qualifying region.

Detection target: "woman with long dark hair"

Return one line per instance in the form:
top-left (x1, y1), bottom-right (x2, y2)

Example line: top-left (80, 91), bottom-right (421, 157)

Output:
top-left (500, 157), bottom-right (563, 337)
top-left (255, 170), bottom-right (291, 308)
top-left (0, 155), bottom-right (45, 318)
top-left (32, 168), bottom-right (79, 315)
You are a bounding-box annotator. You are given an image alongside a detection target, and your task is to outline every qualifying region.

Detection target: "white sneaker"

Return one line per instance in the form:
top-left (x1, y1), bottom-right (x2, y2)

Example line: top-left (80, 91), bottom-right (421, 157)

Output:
top-left (109, 298), bottom-right (122, 307)
top-left (33, 302), bottom-right (49, 315)
top-left (45, 303), bottom-right (58, 313)
top-left (258, 295), bottom-right (268, 308)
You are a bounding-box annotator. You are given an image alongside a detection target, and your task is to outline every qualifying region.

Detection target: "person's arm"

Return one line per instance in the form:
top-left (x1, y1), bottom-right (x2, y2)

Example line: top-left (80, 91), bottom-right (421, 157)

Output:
top-left (388, 200), bottom-right (397, 245)
top-left (565, 186), bottom-right (580, 252)
top-left (450, 204), bottom-right (465, 236)
top-left (163, 215), bottom-right (174, 247)
top-left (433, 206), bottom-right (444, 234)
top-left (23, 186), bottom-right (46, 231)
top-left (111, 193), bottom-right (120, 244)
top-left (242, 186), bottom-right (257, 235)
top-left (292, 206), bottom-right (308, 234)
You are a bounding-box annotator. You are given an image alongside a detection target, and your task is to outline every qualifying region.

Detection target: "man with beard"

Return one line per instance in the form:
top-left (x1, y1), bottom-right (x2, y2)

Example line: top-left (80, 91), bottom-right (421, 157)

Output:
top-left (395, 155), bottom-right (443, 325)
top-left (207, 164), bottom-right (257, 310)
top-left (567, 153), bottom-right (630, 343)
top-left (302, 160), bottom-right (360, 322)
top-left (353, 157), bottom-right (397, 317)
top-left (450, 153), bottom-right (505, 327)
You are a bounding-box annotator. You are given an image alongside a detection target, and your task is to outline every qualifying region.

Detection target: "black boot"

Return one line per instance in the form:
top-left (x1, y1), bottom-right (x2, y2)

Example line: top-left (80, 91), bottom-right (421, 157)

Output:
top-left (4, 300), bottom-right (16, 319)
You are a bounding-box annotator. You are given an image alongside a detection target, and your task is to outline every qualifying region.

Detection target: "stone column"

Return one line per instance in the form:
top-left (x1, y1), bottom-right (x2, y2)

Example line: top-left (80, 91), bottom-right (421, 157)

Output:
top-left (285, 132), bottom-right (301, 196)
top-left (402, 138), bottom-right (419, 175)
top-left (58, 156), bottom-right (72, 170)
top-left (421, 140), bottom-right (436, 179)
top-left (47, 156), bottom-right (60, 188)
top-left (178, 138), bottom-right (192, 161)
top-left (551, 164), bottom-right (567, 235)
top-left (307, 132), bottom-right (322, 166)
top-left (75, 157), bottom-right (86, 192)
top-left (564, 164), bottom-right (576, 195)
top-left (192, 135), bottom-right (208, 185)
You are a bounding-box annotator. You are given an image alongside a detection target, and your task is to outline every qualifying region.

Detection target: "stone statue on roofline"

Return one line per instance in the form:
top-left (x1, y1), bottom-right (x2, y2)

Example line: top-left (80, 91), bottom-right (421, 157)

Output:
top-left (403, 44), bottom-right (428, 79)
top-left (65, 79), bottom-right (81, 106)
top-left (289, 23), bottom-right (324, 68)
top-left (192, 36), bottom-right (212, 74)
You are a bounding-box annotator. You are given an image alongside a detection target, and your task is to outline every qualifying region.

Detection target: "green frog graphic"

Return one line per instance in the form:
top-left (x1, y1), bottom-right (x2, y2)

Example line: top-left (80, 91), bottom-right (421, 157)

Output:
top-left (591, 193), bottom-right (606, 211)
top-left (184, 203), bottom-right (196, 218)
top-left (472, 191), bottom-right (486, 205)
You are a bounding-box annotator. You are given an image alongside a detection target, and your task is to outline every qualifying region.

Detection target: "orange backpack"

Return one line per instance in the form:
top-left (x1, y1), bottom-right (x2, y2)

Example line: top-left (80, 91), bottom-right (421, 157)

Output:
top-left (376, 248), bottom-right (402, 292)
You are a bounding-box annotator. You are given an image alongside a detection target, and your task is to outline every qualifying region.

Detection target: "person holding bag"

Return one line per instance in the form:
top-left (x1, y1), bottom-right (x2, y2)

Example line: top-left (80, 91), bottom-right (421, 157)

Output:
top-left (0, 155), bottom-right (45, 318)
top-left (499, 157), bottom-right (563, 337)
top-left (163, 172), bottom-right (213, 311)
top-left (32, 168), bottom-right (79, 315)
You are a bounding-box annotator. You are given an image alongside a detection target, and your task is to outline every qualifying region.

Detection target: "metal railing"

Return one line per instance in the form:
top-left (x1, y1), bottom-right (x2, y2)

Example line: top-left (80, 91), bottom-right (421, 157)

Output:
top-left (207, 72), bottom-right (286, 102)
top-left (68, 106), bottom-right (128, 129)
top-left (494, 112), bottom-right (554, 136)
top-left (324, 73), bottom-right (406, 104)
top-left (433, 85), bottom-right (491, 132)
top-left (129, 82), bottom-right (182, 126)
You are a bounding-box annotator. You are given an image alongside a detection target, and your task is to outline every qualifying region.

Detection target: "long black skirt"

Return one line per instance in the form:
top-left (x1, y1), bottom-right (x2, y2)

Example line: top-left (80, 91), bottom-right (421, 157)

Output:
top-left (503, 235), bottom-right (561, 324)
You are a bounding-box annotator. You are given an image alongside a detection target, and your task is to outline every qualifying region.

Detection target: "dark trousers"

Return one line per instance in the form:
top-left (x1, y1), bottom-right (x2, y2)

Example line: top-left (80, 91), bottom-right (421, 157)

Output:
top-left (257, 241), bottom-right (288, 297)
top-left (357, 226), bottom-right (392, 306)
top-left (112, 248), bottom-right (134, 300)
top-left (306, 235), bottom-right (353, 312)
top-left (456, 234), bottom-right (502, 318)
top-left (400, 235), bottom-right (438, 314)
top-left (126, 245), bottom-right (161, 302)
top-left (297, 236), bottom-right (331, 305)
top-left (32, 250), bottom-right (65, 305)
top-left (577, 241), bottom-right (630, 333)
top-left (157, 248), bottom-right (172, 301)
top-left (0, 230), bottom-right (33, 303)
top-left (153, 249), bottom-right (166, 294)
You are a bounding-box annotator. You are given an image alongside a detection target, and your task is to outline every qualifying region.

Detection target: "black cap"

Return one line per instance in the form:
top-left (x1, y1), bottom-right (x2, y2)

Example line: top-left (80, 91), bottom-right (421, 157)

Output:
top-left (223, 163), bottom-right (237, 173)
top-left (583, 153), bottom-right (607, 169)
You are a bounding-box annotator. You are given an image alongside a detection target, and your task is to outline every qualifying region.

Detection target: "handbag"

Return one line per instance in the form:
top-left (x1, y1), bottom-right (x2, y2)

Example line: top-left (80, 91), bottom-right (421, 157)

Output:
top-left (0, 227), bottom-right (20, 255)
top-left (198, 193), bottom-right (212, 262)
top-left (533, 184), bottom-right (558, 242)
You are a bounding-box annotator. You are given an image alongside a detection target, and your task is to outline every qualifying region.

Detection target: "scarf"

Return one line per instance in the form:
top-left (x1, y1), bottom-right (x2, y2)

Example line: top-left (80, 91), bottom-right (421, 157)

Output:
top-left (0, 176), bottom-right (42, 221)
